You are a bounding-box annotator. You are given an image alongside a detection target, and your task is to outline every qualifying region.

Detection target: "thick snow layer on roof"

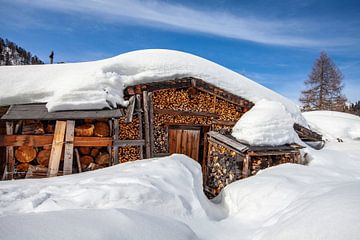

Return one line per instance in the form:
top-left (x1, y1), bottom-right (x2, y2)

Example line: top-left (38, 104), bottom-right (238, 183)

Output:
top-left (303, 111), bottom-right (360, 141)
top-left (0, 49), bottom-right (307, 145)
top-left (232, 100), bottom-right (302, 146)
top-left (1, 140), bottom-right (360, 240)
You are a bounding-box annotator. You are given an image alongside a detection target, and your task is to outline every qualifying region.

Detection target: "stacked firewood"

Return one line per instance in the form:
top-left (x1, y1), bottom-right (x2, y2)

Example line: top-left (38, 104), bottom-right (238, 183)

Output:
top-left (19, 120), bottom-right (55, 135)
top-left (206, 142), bottom-right (242, 195)
top-left (74, 120), bottom-right (111, 170)
top-left (14, 145), bottom-right (52, 176)
top-left (250, 156), bottom-right (272, 175)
top-left (119, 116), bottom-right (139, 140)
top-left (153, 89), bottom-right (215, 112)
top-left (119, 146), bottom-right (140, 163)
top-left (118, 116), bottom-right (141, 162)
top-left (215, 99), bottom-right (243, 121)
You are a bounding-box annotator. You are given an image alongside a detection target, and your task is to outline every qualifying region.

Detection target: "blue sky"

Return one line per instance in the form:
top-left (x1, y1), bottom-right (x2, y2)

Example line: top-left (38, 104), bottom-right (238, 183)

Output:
top-left (1, 0), bottom-right (359, 103)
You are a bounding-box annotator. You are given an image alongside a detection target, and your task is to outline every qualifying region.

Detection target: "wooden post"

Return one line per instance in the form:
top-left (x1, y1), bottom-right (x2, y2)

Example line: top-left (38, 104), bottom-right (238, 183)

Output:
top-left (5, 122), bottom-right (14, 180)
top-left (107, 119), bottom-right (113, 166)
top-left (63, 120), bottom-right (75, 175)
top-left (143, 91), bottom-right (151, 158)
top-left (148, 92), bottom-right (154, 158)
top-left (242, 155), bottom-right (250, 178)
top-left (136, 94), bottom-right (144, 159)
top-left (125, 96), bottom-right (136, 123)
top-left (113, 118), bottom-right (119, 164)
top-left (47, 121), bottom-right (66, 177)
top-left (75, 148), bottom-right (82, 173)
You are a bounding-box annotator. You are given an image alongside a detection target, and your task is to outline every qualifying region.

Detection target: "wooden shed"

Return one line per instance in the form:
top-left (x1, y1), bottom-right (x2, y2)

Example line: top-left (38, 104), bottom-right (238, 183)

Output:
top-left (0, 77), bottom-right (320, 196)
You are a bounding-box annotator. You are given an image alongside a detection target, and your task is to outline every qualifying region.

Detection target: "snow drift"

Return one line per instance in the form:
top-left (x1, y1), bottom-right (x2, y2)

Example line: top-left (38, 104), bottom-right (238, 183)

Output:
top-left (303, 110), bottom-right (360, 141)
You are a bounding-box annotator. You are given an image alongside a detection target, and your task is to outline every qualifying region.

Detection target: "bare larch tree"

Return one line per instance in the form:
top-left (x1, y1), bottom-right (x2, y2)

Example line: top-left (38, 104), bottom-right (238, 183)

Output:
top-left (300, 51), bottom-right (347, 111)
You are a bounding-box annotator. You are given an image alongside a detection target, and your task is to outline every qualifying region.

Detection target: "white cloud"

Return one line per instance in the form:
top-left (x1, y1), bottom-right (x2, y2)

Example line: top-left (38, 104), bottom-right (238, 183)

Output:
top-left (8, 0), bottom-right (358, 47)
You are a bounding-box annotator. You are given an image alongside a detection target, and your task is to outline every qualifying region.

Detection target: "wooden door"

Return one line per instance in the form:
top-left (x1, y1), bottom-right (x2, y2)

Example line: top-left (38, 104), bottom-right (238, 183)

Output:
top-left (168, 128), bottom-right (201, 161)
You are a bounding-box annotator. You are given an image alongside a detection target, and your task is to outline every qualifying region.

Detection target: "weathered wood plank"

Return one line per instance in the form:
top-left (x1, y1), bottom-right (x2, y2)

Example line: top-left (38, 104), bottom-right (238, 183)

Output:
top-left (125, 96), bottom-right (136, 123)
top-left (47, 121), bottom-right (66, 177)
top-left (0, 135), bottom-right (113, 147)
top-left (148, 92), bottom-right (155, 158)
top-left (143, 91), bottom-right (151, 158)
top-left (113, 119), bottom-right (119, 165)
top-left (63, 120), bottom-right (75, 175)
top-left (1, 104), bottom-right (123, 120)
top-left (74, 148), bottom-right (82, 173)
top-left (5, 122), bottom-right (14, 180)
top-left (135, 94), bottom-right (144, 159)
top-left (113, 139), bottom-right (145, 147)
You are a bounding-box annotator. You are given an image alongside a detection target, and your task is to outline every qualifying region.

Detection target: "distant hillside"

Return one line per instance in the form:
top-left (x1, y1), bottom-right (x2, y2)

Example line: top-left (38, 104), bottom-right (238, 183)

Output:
top-left (0, 37), bottom-right (43, 65)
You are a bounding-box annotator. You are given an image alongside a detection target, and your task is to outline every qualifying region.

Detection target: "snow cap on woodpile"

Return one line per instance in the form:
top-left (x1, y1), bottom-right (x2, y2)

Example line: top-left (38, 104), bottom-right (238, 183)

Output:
top-left (232, 100), bottom-right (302, 146)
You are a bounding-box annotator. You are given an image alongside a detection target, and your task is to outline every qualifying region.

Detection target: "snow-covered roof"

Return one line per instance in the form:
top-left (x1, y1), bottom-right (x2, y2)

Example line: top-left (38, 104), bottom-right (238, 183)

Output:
top-left (0, 49), bottom-right (307, 146)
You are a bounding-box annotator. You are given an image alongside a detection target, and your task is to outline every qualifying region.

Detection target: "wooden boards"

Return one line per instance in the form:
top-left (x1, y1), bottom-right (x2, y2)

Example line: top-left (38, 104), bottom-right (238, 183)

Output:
top-left (5, 122), bottom-right (14, 180)
top-left (63, 120), bottom-right (75, 175)
top-left (168, 128), bottom-right (200, 161)
top-left (0, 135), bottom-right (112, 147)
top-left (47, 121), bottom-right (66, 177)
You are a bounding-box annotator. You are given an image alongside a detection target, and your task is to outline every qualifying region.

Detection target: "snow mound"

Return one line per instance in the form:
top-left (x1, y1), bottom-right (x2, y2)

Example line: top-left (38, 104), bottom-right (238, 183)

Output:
top-left (218, 142), bottom-right (360, 240)
top-left (303, 111), bottom-right (360, 141)
top-left (232, 100), bottom-right (301, 146)
top-left (0, 208), bottom-right (200, 240)
top-left (0, 154), bottom-right (224, 220)
top-left (0, 49), bottom-right (307, 126)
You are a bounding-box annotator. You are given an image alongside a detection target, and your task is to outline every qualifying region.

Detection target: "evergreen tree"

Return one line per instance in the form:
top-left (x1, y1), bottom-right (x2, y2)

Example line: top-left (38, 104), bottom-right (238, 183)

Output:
top-left (300, 52), bottom-right (347, 111)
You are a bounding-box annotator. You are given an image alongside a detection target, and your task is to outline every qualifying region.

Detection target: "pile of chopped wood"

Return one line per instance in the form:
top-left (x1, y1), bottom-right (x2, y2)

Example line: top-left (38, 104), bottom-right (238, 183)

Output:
top-left (206, 142), bottom-right (242, 195)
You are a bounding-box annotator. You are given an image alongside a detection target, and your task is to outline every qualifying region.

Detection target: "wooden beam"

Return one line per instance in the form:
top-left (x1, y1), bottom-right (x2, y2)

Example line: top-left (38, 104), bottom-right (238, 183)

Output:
top-left (0, 135), bottom-right (113, 147)
top-left (5, 122), bottom-right (14, 180)
top-left (63, 120), bottom-right (75, 175)
top-left (143, 91), bottom-right (151, 158)
top-left (136, 94), bottom-right (144, 159)
top-left (212, 120), bottom-right (237, 126)
top-left (113, 139), bottom-right (145, 147)
top-left (125, 96), bottom-right (136, 123)
top-left (242, 155), bottom-right (250, 178)
top-left (113, 118), bottom-right (119, 164)
top-left (148, 92), bottom-right (155, 158)
top-left (154, 108), bottom-right (218, 118)
top-left (74, 148), bottom-right (82, 173)
top-left (47, 121), bottom-right (66, 177)
top-left (107, 119), bottom-right (113, 166)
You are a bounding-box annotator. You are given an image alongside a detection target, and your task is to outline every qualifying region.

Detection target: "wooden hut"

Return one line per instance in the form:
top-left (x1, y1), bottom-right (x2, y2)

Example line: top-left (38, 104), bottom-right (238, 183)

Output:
top-left (0, 77), bottom-right (321, 196)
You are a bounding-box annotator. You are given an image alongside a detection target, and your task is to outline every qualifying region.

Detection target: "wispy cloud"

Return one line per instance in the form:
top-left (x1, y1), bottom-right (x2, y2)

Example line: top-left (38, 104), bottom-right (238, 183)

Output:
top-left (6, 0), bottom-right (359, 48)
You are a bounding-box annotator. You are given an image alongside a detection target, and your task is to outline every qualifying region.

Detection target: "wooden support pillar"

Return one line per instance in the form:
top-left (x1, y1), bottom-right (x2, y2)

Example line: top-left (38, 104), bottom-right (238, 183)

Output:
top-left (5, 121), bottom-right (14, 180)
top-left (47, 121), bottom-right (66, 177)
top-left (113, 118), bottom-right (119, 164)
top-left (148, 92), bottom-right (154, 158)
top-left (242, 155), bottom-right (250, 178)
top-left (107, 119), bottom-right (113, 166)
top-left (63, 120), bottom-right (75, 175)
top-left (136, 94), bottom-right (144, 159)
top-left (143, 91), bottom-right (151, 158)
top-left (125, 96), bottom-right (136, 123)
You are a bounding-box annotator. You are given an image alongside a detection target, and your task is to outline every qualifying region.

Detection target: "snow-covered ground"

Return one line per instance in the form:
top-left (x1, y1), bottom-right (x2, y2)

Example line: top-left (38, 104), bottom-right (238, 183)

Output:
top-left (1, 111), bottom-right (359, 240)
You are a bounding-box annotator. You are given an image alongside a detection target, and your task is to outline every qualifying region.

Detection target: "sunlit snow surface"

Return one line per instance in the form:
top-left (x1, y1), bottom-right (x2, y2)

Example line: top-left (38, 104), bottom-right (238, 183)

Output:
top-left (0, 49), bottom-right (307, 145)
top-left (1, 112), bottom-right (360, 240)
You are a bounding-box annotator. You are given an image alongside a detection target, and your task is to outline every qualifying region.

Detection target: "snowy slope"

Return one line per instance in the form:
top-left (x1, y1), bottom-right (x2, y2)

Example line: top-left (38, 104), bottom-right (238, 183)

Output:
top-left (303, 111), bottom-right (360, 141)
top-left (1, 139), bottom-right (360, 240)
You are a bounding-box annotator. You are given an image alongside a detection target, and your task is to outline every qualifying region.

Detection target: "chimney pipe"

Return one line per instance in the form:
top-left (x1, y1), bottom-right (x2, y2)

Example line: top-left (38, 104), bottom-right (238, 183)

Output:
top-left (49, 51), bottom-right (54, 64)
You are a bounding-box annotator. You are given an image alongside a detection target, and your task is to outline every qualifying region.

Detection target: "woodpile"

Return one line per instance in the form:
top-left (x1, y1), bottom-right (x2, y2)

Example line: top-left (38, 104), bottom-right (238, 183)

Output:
top-left (206, 142), bottom-right (242, 195)
top-left (36, 149), bottom-right (51, 166)
top-left (16, 163), bottom-right (30, 172)
top-left (94, 122), bottom-right (110, 137)
top-left (119, 146), bottom-right (140, 163)
top-left (119, 116), bottom-right (139, 140)
top-left (21, 120), bottom-right (45, 135)
top-left (95, 152), bottom-right (110, 165)
top-left (15, 146), bottom-right (37, 163)
top-left (75, 124), bottom-right (94, 136)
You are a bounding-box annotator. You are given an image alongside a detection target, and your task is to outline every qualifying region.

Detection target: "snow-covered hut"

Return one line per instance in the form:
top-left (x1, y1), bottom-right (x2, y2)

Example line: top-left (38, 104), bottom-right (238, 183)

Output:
top-left (0, 49), bottom-right (321, 196)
